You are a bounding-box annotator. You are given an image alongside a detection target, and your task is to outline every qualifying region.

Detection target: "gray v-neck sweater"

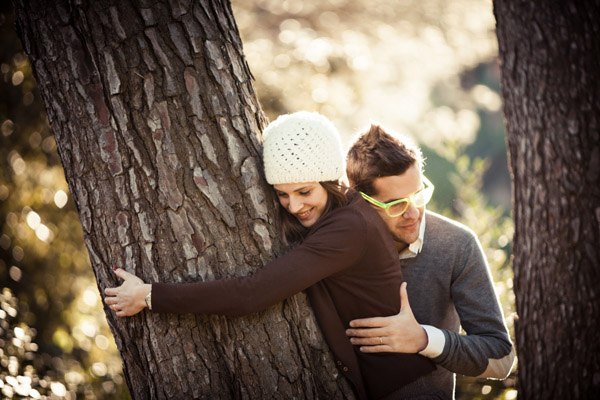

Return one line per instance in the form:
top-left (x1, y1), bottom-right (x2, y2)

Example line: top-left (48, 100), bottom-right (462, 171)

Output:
top-left (387, 211), bottom-right (513, 399)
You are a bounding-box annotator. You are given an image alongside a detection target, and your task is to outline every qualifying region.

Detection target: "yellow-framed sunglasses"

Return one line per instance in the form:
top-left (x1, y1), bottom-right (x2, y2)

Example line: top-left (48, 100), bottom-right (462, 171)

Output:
top-left (360, 176), bottom-right (435, 217)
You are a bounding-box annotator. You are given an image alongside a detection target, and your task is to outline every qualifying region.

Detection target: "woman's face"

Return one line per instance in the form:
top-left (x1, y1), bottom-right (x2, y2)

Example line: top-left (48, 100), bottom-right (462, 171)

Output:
top-left (273, 182), bottom-right (328, 228)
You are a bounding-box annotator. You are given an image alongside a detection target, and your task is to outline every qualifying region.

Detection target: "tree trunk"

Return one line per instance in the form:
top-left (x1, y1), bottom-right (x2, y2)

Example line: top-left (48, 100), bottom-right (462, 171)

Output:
top-left (494, 1), bottom-right (600, 398)
top-left (12, 0), bottom-right (354, 398)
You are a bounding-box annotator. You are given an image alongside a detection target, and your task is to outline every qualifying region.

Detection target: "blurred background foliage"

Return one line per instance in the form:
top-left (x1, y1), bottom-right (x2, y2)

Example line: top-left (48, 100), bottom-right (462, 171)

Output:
top-left (0, 0), bottom-right (515, 398)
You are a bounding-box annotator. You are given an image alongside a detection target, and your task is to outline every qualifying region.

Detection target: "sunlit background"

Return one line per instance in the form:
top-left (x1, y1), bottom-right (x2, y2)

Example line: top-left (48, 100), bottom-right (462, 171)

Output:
top-left (0, 0), bottom-right (515, 398)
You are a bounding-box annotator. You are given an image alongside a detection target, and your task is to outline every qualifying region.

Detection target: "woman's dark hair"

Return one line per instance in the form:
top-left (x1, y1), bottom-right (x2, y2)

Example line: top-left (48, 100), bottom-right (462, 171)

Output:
top-left (277, 181), bottom-right (348, 245)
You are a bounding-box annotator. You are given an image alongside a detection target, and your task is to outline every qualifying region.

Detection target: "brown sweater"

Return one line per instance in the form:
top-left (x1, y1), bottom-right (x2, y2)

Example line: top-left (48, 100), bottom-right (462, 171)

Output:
top-left (153, 191), bottom-right (435, 399)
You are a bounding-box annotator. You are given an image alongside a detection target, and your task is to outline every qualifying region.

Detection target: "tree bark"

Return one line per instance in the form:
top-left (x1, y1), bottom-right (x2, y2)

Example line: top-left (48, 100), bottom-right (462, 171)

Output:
top-left (12, 0), bottom-right (354, 398)
top-left (494, 1), bottom-right (600, 398)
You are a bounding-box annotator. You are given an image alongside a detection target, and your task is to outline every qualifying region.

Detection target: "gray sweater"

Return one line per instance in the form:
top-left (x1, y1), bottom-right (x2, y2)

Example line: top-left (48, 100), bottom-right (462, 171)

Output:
top-left (388, 211), bottom-right (514, 399)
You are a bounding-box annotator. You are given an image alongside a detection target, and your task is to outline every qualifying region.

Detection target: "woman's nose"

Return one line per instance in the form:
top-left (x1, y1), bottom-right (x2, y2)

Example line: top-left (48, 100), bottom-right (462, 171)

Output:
top-left (288, 196), bottom-right (303, 213)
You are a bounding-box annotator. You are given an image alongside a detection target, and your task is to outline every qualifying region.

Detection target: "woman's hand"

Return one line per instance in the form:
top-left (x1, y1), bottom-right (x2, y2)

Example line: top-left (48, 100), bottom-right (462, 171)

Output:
top-left (104, 268), bottom-right (151, 317)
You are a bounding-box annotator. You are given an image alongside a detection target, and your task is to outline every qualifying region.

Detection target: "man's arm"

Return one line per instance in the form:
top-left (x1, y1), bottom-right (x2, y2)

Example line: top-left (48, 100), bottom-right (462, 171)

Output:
top-left (347, 234), bottom-right (515, 379)
top-left (430, 233), bottom-right (515, 378)
top-left (346, 282), bottom-right (429, 354)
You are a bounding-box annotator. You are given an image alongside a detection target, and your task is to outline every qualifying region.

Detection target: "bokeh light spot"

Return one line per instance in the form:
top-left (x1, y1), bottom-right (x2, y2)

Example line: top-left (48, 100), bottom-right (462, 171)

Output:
top-left (471, 84), bottom-right (502, 111)
top-left (6, 212), bottom-right (18, 228)
top-left (10, 156), bottom-right (26, 175)
top-left (274, 54), bottom-right (291, 68)
top-left (41, 188), bottom-right (53, 204)
top-left (282, 0), bottom-right (303, 14)
top-left (3, 384), bottom-right (15, 398)
top-left (41, 136), bottom-right (56, 153)
top-left (95, 335), bottom-right (110, 350)
top-left (54, 190), bottom-right (68, 208)
top-left (9, 266), bottom-right (23, 282)
top-left (82, 288), bottom-right (98, 307)
top-left (23, 92), bottom-right (34, 106)
top-left (0, 184), bottom-right (9, 201)
top-left (35, 224), bottom-right (51, 242)
top-left (1, 119), bottom-right (15, 136)
top-left (311, 87), bottom-right (328, 103)
top-left (102, 381), bottom-right (116, 394)
top-left (80, 319), bottom-right (97, 337)
top-left (50, 382), bottom-right (67, 396)
top-left (91, 362), bottom-right (108, 377)
top-left (278, 29), bottom-right (296, 44)
top-left (11, 71), bottom-right (24, 86)
top-left (28, 131), bottom-right (42, 148)
top-left (12, 246), bottom-right (24, 261)
top-left (65, 371), bottom-right (84, 385)
top-left (318, 11), bottom-right (339, 27)
top-left (26, 211), bottom-right (41, 229)
top-left (0, 233), bottom-right (11, 249)
top-left (14, 326), bottom-right (25, 339)
top-left (8, 355), bottom-right (19, 375)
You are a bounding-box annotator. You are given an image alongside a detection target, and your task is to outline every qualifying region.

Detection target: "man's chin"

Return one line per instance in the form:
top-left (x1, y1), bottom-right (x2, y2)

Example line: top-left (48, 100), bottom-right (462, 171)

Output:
top-left (393, 233), bottom-right (418, 248)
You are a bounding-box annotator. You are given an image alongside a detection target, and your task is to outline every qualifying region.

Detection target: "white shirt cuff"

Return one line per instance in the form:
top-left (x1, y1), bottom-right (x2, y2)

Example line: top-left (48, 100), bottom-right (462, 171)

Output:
top-left (418, 325), bottom-right (445, 358)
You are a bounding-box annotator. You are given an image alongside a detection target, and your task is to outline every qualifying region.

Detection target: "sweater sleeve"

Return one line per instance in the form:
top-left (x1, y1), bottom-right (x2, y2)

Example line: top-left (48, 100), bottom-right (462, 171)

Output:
top-left (152, 208), bottom-right (368, 316)
top-left (432, 233), bottom-right (515, 378)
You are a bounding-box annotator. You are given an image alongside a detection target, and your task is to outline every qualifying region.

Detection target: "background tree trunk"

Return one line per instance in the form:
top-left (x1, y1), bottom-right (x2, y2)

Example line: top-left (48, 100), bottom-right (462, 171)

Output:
top-left (13, 0), bottom-right (354, 398)
top-left (494, 1), bottom-right (600, 398)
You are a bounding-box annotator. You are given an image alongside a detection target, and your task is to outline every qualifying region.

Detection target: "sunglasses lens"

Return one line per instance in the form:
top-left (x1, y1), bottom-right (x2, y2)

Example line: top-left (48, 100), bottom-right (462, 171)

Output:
top-left (412, 187), bottom-right (433, 207)
top-left (387, 202), bottom-right (408, 217)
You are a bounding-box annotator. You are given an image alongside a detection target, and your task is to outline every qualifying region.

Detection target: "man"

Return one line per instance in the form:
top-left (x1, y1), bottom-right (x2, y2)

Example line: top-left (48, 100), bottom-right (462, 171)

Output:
top-left (344, 124), bottom-right (515, 399)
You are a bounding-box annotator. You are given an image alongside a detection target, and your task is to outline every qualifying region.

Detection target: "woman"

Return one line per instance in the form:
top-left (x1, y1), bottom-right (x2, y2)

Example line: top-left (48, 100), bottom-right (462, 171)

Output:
top-left (104, 111), bottom-right (434, 399)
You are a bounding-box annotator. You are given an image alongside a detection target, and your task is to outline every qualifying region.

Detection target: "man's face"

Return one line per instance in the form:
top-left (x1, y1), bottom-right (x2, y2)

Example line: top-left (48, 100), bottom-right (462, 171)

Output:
top-left (370, 164), bottom-right (425, 252)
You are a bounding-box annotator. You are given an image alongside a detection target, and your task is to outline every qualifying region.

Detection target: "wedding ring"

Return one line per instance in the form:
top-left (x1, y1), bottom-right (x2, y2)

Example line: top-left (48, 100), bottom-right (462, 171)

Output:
top-left (379, 337), bottom-right (383, 345)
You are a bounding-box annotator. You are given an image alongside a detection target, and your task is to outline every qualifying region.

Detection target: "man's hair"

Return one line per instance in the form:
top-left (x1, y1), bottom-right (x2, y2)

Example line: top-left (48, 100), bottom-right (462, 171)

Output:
top-left (346, 124), bottom-right (423, 195)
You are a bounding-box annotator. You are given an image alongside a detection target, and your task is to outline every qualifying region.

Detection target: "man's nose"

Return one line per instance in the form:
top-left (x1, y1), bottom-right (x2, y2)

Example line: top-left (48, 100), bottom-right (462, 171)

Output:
top-left (402, 203), bottom-right (420, 219)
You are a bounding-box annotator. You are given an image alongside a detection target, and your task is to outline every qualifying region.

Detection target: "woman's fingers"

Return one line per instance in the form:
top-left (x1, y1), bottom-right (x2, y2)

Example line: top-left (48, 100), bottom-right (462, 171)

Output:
top-left (113, 268), bottom-right (128, 279)
top-left (114, 268), bottom-right (139, 282)
top-left (105, 297), bottom-right (117, 305)
top-left (359, 344), bottom-right (390, 353)
top-left (104, 267), bottom-right (147, 318)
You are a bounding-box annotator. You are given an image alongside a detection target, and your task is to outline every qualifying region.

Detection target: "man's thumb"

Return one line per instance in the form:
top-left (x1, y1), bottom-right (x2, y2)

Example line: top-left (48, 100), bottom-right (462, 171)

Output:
top-left (399, 281), bottom-right (412, 314)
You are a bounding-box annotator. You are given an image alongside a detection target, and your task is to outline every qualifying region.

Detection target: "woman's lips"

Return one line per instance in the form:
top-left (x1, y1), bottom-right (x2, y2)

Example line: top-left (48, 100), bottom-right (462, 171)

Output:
top-left (295, 208), bottom-right (313, 221)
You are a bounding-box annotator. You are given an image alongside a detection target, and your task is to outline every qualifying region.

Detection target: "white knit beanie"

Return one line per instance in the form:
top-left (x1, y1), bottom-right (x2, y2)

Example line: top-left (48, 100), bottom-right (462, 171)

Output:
top-left (262, 111), bottom-right (345, 185)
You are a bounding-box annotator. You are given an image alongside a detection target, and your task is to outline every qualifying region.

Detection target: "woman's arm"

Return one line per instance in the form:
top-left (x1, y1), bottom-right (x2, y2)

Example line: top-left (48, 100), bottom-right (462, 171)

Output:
top-left (104, 207), bottom-right (368, 317)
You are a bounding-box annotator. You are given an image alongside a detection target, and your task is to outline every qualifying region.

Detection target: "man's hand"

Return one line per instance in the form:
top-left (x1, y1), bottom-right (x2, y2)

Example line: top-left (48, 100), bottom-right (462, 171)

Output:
top-left (345, 282), bottom-right (428, 353)
top-left (104, 268), bottom-right (150, 317)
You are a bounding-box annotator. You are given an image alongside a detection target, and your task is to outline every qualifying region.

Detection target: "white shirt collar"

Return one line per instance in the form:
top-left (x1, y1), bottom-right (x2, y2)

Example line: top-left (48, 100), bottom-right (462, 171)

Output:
top-left (399, 212), bottom-right (426, 260)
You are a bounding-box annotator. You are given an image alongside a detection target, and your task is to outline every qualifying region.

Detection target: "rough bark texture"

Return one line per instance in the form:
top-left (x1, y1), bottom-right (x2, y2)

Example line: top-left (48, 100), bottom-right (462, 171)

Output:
top-left (13, 0), bottom-right (354, 398)
top-left (494, 1), bottom-right (600, 398)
